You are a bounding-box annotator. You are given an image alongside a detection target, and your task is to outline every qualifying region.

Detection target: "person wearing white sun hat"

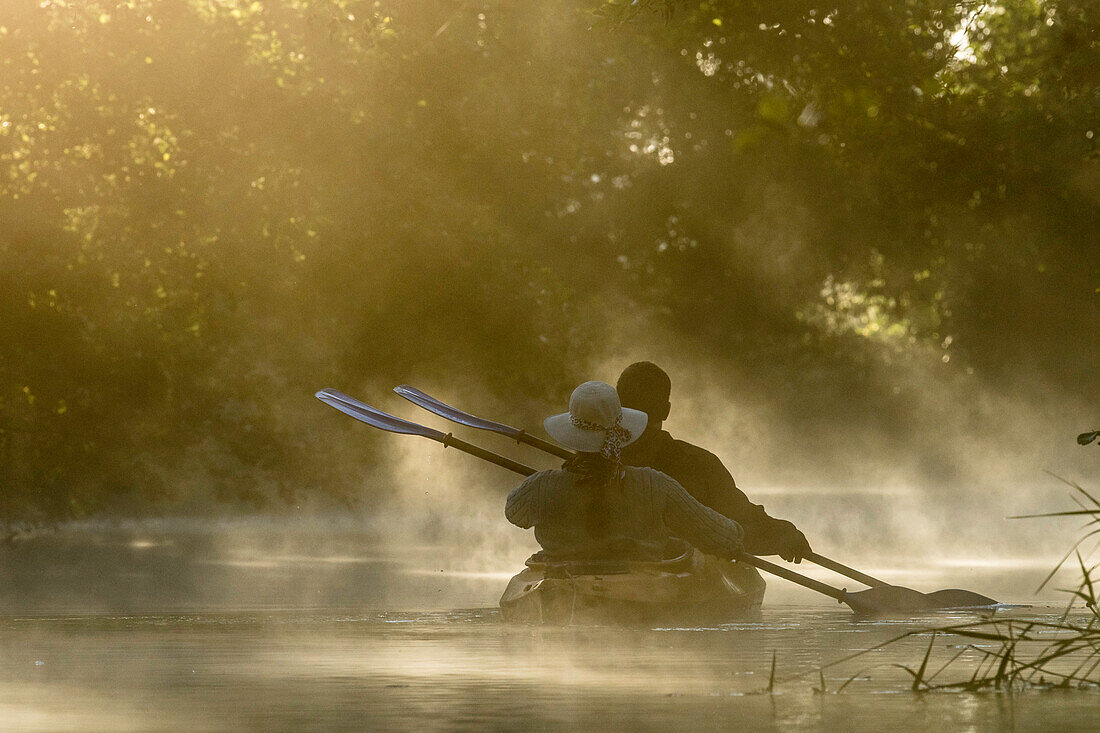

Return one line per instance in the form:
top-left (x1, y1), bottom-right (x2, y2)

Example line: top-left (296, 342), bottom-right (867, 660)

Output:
top-left (541, 380), bottom-right (650, 458)
top-left (505, 381), bottom-right (745, 562)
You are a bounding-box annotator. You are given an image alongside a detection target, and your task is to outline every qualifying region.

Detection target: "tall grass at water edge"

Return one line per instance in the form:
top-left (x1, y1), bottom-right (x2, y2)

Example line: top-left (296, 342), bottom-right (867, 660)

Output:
top-left (779, 474), bottom-right (1100, 693)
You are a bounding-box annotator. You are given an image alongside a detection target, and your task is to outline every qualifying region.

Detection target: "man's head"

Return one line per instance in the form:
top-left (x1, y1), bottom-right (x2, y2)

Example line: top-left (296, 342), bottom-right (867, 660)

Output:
top-left (616, 361), bottom-right (671, 432)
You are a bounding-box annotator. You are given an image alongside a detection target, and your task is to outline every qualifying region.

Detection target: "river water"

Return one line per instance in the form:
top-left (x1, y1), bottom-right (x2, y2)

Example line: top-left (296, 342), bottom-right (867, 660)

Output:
top-left (1, 521), bottom-right (1097, 731)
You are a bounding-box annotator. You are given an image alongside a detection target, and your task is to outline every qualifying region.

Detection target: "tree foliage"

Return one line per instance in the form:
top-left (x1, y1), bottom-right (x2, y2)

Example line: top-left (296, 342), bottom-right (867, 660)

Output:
top-left (0, 0), bottom-right (1095, 518)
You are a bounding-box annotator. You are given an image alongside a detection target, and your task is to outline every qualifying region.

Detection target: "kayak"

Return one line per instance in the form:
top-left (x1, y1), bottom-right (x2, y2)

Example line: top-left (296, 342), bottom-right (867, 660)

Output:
top-left (499, 545), bottom-right (766, 626)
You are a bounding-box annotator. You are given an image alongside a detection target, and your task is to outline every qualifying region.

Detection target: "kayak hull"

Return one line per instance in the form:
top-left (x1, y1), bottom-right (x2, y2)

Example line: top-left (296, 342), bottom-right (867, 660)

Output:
top-left (499, 549), bottom-right (765, 626)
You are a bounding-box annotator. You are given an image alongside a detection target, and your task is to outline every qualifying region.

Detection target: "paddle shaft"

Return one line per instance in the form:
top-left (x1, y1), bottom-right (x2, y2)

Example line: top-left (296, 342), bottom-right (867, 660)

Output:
top-left (441, 433), bottom-right (538, 477)
top-left (516, 431), bottom-right (571, 459)
top-left (397, 386), bottom-right (890, 589)
top-left (738, 553), bottom-right (846, 603)
top-left (805, 552), bottom-right (887, 588)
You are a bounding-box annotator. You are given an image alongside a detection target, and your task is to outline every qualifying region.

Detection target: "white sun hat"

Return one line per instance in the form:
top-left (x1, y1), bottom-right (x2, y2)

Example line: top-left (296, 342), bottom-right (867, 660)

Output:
top-left (543, 381), bottom-right (648, 456)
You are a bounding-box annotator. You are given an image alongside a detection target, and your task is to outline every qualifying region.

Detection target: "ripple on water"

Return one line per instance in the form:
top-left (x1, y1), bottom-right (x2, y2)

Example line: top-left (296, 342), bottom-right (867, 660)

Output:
top-left (1, 604), bottom-right (1098, 731)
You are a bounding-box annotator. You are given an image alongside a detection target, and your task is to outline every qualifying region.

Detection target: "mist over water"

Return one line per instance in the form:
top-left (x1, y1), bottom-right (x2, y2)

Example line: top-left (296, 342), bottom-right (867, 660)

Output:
top-left (3, 520), bottom-right (1099, 732)
top-left (9, 604), bottom-right (1100, 732)
top-left (1, 0), bottom-right (1097, 728)
top-left (364, 345), bottom-right (1096, 606)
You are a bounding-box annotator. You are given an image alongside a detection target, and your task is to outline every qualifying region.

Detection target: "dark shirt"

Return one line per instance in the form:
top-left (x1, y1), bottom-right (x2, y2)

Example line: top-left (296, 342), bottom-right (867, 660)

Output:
top-left (620, 430), bottom-right (799, 556)
top-left (505, 466), bottom-right (743, 561)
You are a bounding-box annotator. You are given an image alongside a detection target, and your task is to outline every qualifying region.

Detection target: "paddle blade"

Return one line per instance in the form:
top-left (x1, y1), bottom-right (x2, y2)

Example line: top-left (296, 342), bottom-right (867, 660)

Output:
top-left (843, 585), bottom-right (999, 615)
top-left (315, 389), bottom-right (446, 441)
top-left (923, 589), bottom-right (1000, 608)
top-left (843, 586), bottom-right (938, 615)
top-left (394, 385), bottom-right (521, 438)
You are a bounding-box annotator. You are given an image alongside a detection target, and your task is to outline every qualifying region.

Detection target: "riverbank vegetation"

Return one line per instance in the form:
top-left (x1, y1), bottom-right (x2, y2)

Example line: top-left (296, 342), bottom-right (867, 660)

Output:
top-left (2, 1), bottom-right (1095, 519)
top-left (790, 478), bottom-right (1100, 693)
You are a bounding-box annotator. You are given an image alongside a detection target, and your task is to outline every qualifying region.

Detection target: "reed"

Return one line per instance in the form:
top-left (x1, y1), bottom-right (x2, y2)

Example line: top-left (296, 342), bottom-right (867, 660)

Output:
top-left (782, 477), bottom-right (1100, 694)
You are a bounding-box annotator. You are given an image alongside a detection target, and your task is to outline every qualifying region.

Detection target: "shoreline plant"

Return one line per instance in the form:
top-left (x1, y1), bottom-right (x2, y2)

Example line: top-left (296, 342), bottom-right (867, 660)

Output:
top-left (778, 476), bottom-right (1100, 694)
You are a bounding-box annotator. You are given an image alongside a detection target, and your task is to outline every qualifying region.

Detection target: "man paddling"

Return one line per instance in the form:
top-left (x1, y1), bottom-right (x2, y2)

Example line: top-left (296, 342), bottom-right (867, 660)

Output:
top-left (617, 361), bottom-right (812, 563)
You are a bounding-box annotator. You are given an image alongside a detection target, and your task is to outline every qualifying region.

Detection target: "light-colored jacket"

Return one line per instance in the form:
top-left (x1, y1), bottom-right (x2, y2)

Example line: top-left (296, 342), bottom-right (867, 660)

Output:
top-left (505, 466), bottom-right (744, 560)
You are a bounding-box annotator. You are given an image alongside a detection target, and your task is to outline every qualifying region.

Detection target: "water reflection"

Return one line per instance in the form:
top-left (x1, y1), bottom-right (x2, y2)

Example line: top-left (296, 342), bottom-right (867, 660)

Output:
top-left (2, 607), bottom-right (1097, 732)
top-left (0, 521), bottom-right (1095, 731)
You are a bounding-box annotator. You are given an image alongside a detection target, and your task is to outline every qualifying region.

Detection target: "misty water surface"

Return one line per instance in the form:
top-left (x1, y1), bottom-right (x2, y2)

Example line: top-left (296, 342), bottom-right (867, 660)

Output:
top-left (3, 519), bottom-right (1099, 731)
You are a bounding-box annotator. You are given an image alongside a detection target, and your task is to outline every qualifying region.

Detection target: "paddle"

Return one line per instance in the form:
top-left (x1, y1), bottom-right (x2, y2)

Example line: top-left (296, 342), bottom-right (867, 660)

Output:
top-left (316, 389), bottom-right (535, 476)
top-left (316, 388), bottom-right (998, 614)
top-left (393, 385), bottom-right (998, 610)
